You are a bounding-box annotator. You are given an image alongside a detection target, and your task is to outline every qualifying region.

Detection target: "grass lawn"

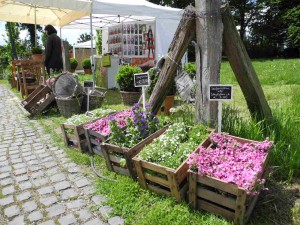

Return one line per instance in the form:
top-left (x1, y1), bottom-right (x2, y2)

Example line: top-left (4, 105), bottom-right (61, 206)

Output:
top-left (4, 58), bottom-right (300, 225)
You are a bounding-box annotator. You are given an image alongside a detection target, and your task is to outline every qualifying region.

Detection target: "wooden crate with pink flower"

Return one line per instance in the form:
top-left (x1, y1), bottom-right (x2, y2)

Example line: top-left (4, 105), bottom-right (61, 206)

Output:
top-left (187, 133), bottom-right (272, 225)
top-left (84, 109), bottom-right (134, 155)
top-left (100, 104), bottom-right (166, 179)
top-left (60, 109), bottom-right (116, 152)
top-left (132, 123), bottom-right (214, 202)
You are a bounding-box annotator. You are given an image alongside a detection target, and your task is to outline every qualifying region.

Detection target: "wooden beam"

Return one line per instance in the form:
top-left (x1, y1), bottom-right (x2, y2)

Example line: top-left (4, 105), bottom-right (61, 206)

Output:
top-left (148, 6), bottom-right (196, 114)
top-left (222, 4), bottom-right (272, 121)
top-left (194, 0), bottom-right (223, 126)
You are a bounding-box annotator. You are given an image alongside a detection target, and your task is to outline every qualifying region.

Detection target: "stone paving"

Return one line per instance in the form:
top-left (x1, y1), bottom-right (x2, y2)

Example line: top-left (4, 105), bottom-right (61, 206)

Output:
top-left (0, 85), bottom-right (124, 225)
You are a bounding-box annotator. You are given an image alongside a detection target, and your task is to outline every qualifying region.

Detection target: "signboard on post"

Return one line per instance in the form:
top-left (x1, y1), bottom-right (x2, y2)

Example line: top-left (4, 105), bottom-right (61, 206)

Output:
top-left (134, 73), bottom-right (150, 111)
top-left (209, 84), bottom-right (233, 133)
top-left (134, 73), bottom-right (150, 87)
top-left (209, 85), bottom-right (233, 101)
top-left (84, 81), bottom-right (94, 88)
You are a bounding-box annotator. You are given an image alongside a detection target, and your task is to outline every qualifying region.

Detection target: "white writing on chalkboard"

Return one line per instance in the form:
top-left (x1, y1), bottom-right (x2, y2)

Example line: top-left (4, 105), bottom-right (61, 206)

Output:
top-left (209, 85), bottom-right (233, 101)
top-left (134, 73), bottom-right (150, 87)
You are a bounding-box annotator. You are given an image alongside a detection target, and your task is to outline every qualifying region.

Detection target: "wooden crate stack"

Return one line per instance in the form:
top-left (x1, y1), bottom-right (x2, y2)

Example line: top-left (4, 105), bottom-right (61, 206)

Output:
top-left (188, 135), bottom-right (271, 225)
top-left (101, 126), bottom-right (169, 179)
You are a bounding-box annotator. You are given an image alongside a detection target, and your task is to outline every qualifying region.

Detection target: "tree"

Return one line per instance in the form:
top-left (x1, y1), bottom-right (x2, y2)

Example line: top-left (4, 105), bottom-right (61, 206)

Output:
top-left (5, 22), bottom-right (28, 61)
top-left (77, 33), bottom-right (91, 43)
top-left (95, 30), bottom-right (102, 55)
top-left (18, 23), bottom-right (43, 47)
top-left (284, 6), bottom-right (300, 47)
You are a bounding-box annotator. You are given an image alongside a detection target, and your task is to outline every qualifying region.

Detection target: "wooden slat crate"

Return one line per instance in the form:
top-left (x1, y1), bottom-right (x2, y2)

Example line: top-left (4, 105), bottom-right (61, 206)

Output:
top-left (101, 126), bottom-right (169, 179)
top-left (20, 85), bottom-right (55, 118)
top-left (132, 129), bottom-right (213, 202)
top-left (188, 135), bottom-right (271, 225)
top-left (61, 116), bottom-right (108, 152)
top-left (84, 127), bottom-right (110, 155)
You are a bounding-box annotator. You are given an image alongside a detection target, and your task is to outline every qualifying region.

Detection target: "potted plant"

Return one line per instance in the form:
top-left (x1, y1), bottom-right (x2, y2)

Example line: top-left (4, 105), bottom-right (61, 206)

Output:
top-left (70, 58), bottom-right (78, 73)
top-left (81, 58), bottom-right (92, 74)
top-left (148, 67), bottom-right (176, 115)
top-left (116, 65), bottom-right (142, 106)
top-left (31, 46), bottom-right (43, 61)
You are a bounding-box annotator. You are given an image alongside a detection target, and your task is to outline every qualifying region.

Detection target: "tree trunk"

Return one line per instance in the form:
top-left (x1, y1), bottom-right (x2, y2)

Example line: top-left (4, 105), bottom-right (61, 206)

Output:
top-left (7, 22), bottom-right (18, 60)
top-left (222, 4), bottom-right (272, 121)
top-left (148, 6), bottom-right (196, 114)
top-left (194, 0), bottom-right (223, 127)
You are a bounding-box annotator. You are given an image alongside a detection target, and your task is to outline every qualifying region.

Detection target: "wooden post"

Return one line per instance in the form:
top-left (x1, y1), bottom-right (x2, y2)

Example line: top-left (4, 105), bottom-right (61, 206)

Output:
top-left (194, 0), bottom-right (223, 127)
top-left (148, 6), bottom-right (196, 114)
top-left (222, 4), bottom-right (272, 121)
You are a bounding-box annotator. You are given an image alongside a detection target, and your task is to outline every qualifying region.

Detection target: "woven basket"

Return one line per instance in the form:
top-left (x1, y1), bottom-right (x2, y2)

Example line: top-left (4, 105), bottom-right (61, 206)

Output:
top-left (120, 91), bottom-right (141, 106)
top-left (82, 92), bottom-right (105, 111)
top-left (56, 96), bottom-right (83, 118)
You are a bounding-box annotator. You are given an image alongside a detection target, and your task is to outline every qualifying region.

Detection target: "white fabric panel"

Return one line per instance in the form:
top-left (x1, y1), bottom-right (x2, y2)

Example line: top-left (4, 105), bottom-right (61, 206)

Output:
top-left (155, 18), bottom-right (180, 59)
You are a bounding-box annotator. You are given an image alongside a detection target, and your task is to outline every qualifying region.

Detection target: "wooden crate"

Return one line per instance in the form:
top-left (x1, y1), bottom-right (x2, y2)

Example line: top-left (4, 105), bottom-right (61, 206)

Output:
top-left (20, 85), bottom-right (55, 118)
top-left (84, 127), bottom-right (111, 155)
top-left (61, 116), bottom-right (108, 152)
top-left (101, 126), bottom-right (169, 179)
top-left (188, 135), bottom-right (271, 225)
top-left (132, 129), bottom-right (213, 202)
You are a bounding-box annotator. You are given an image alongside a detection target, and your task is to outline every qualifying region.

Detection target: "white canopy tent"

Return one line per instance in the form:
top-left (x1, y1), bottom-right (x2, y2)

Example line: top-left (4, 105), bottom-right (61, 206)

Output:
top-left (64, 0), bottom-right (183, 61)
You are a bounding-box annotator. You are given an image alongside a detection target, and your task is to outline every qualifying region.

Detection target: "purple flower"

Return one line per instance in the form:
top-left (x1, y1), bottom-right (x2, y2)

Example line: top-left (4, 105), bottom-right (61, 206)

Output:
top-left (108, 115), bottom-right (115, 121)
top-left (145, 104), bottom-right (150, 109)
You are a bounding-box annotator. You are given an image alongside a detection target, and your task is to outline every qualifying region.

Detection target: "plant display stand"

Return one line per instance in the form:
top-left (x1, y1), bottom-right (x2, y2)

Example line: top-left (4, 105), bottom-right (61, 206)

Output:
top-left (132, 129), bottom-right (213, 202)
top-left (61, 117), bottom-right (104, 152)
top-left (188, 135), bottom-right (272, 225)
top-left (20, 85), bottom-right (55, 118)
top-left (101, 126), bottom-right (169, 179)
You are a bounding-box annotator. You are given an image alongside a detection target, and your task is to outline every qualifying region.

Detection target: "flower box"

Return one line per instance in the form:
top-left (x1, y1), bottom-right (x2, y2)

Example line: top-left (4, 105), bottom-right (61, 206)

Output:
top-left (84, 109), bottom-right (134, 155)
top-left (60, 109), bottom-right (116, 152)
top-left (61, 118), bottom-right (100, 152)
top-left (132, 125), bottom-right (214, 202)
top-left (187, 135), bottom-right (272, 225)
top-left (101, 126), bottom-right (169, 179)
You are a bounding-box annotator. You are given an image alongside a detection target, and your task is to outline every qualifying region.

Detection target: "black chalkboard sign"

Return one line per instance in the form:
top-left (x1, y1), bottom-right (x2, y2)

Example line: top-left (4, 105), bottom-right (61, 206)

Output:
top-left (134, 73), bottom-right (149, 87)
top-left (209, 85), bottom-right (233, 101)
top-left (84, 81), bottom-right (94, 88)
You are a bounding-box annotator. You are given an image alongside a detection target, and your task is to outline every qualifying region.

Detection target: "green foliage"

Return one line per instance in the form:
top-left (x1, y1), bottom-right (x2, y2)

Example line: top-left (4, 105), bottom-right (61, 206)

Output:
top-left (95, 30), bottom-right (102, 55)
top-left (70, 58), bottom-right (78, 70)
top-left (147, 67), bottom-right (176, 96)
top-left (116, 65), bottom-right (142, 92)
top-left (81, 58), bottom-right (91, 69)
top-left (138, 123), bottom-right (210, 169)
top-left (31, 46), bottom-right (43, 54)
top-left (77, 33), bottom-right (91, 43)
top-left (284, 6), bottom-right (300, 46)
top-left (184, 63), bottom-right (196, 79)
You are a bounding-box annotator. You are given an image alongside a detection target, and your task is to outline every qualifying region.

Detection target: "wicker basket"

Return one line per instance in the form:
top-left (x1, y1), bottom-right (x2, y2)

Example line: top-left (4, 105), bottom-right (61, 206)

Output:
top-left (120, 91), bottom-right (141, 106)
top-left (56, 96), bottom-right (83, 118)
top-left (81, 92), bottom-right (105, 111)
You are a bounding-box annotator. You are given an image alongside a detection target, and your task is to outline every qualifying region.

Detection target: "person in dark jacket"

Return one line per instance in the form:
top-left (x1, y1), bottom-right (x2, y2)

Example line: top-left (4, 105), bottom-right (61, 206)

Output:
top-left (44, 25), bottom-right (63, 75)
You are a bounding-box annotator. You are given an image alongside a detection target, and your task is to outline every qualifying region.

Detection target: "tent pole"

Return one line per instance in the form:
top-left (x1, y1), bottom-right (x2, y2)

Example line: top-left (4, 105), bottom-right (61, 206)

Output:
top-left (34, 6), bottom-right (37, 47)
top-left (90, 0), bottom-right (95, 85)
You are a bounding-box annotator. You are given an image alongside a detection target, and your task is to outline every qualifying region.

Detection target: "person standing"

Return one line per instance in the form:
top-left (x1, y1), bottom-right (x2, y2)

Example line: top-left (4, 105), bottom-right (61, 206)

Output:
top-left (44, 25), bottom-right (63, 75)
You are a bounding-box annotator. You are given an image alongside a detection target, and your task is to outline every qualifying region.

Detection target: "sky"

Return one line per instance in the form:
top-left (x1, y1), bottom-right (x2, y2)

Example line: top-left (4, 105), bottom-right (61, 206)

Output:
top-left (0, 21), bottom-right (88, 46)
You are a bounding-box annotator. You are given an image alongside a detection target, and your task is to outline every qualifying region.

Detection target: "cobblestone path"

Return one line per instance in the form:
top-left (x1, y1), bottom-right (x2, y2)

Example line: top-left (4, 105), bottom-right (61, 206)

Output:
top-left (0, 85), bottom-right (124, 225)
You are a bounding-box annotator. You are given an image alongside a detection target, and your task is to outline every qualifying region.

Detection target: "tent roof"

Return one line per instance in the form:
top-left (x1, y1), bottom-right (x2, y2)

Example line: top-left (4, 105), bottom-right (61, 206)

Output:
top-left (63, 0), bottom-right (182, 29)
top-left (0, 0), bottom-right (91, 27)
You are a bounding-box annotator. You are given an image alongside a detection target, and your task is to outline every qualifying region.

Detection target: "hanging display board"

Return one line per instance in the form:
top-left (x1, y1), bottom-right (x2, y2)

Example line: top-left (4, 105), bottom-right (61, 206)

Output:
top-left (108, 21), bottom-right (156, 59)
